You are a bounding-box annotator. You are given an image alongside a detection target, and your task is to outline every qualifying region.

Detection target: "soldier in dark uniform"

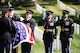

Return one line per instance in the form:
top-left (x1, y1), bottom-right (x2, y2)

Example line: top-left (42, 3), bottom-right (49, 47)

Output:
top-left (22, 9), bottom-right (36, 53)
top-left (23, 9), bottom-right (36, 33)
top-left (8, 7), bottom-right (21, 53)
top-left (56, 10), bottom-right (74, 53)
top-left (38, 11), bottom-right (57, 53)
top-left (8, 7), bottom-right (21, 21)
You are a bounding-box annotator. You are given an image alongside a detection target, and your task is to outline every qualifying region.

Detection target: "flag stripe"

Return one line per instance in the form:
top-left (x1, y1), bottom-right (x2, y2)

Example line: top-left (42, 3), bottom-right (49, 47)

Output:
top-left (13, 21), bottom-right (34, 49)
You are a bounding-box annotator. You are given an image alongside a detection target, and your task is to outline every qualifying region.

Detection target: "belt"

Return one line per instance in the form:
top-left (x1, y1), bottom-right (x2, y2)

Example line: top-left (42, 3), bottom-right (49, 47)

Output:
top-left (61, 28), bottom-right (69, 31)
top-left (45, 29), bottom-right (55, 32)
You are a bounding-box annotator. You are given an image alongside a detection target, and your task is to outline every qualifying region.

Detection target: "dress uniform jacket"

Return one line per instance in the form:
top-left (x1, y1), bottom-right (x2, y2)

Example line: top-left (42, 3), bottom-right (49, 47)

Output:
top-left (11, 13), bottom-right (21, 21)
top-left (57, 17), bottom-right (74, 40)
top-left (38, 18), bottom-right (57, 42)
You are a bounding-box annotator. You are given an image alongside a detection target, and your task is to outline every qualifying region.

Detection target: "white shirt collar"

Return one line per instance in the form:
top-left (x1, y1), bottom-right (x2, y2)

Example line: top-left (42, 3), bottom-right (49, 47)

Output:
top-left (26, 17), bottom-right (31, 21)
top-left (64, 18), bottom-right (68, 21)
top-left (9, 16), bottom-right (13, 18)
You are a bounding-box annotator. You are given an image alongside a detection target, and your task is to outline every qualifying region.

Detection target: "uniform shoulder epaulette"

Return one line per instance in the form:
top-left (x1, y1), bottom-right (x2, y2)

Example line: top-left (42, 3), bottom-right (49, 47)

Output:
top-left (69, 18), bottom-right (73, 22)
top-left (30, 18), bottom-right (36, 22)
top-left (69, 18), bottom-right (74, 26)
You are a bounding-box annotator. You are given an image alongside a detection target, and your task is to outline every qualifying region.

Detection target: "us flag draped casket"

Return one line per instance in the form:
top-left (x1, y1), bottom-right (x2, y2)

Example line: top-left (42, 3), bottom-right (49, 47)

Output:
top-left (12, 21), bottom-right (35, 49)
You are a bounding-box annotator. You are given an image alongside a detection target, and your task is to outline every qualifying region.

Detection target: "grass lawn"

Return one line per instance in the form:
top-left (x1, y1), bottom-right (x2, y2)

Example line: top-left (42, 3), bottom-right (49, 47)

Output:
top-left (62, 2), bottom-right (80, 12)
top-left (32, 38), bottom-right (61, 53)
top-left (33, 34), bottom-right (80, 53)
top-left (17, 38), bottom-right (61, 53)
top-left (17, 34), bottom-right (80, 53)
top-left (68, 5), bottom-right (80, 12)
top-left (32, 39), bottom-right (45, 53)
top-left (71, 34), bottom-right (80, 53)
top-left (37, 1), bottom-right (62, 16)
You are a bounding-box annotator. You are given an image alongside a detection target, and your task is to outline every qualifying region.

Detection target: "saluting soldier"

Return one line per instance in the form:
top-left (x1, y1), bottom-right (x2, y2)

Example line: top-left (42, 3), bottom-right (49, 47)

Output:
top-left (38, 11), bottom-right (57, 53)
top-left (56, 10), bottom-right (74, 53)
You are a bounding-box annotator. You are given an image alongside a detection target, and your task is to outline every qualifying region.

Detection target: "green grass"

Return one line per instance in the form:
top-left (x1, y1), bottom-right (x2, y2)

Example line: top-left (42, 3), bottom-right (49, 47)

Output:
top-left (38, 1), bottom-right (62, 16)
top-left (15, 10), bottom-right (26, 15)
top-left (4, 34), bottom-right (79, 53)
top-left (71, 34), bottom-right (80, 53)
top-left (17, 38), bottom-right (61, 53)
top-left (32, 39), bottom-right (45, 53)
top-left (63, 2), bottom-right (80, 12)
top-left (33, 34), bottom-right (80, 53)
top-left (34, 34), bottom-right (80, 53)
top-left (68, 5), bottom-right (80, 12)
top-left (16, 34), bottom-right (80, 53)
top-left (32, 39), bottom-right (61, 53)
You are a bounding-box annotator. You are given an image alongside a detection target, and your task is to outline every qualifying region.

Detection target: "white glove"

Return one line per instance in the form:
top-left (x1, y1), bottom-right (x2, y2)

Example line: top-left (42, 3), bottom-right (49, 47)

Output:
top-left (20, 17), bottom-right (24, 21)
top-left (68, 38), bottom-right (72, 48)
top-left (68, 38), bottom-right (72, 41)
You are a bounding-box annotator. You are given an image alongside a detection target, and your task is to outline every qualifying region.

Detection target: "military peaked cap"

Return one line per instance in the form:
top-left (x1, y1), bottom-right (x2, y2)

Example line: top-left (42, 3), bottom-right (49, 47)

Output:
top-left (63, 10), bottom-right (69, 15)
top-left (8, 6), bottom-right (14, 11)
top-left (46, 11), bottom-right (53, 16)
top-left (26, 9), bottom-right (34, 14)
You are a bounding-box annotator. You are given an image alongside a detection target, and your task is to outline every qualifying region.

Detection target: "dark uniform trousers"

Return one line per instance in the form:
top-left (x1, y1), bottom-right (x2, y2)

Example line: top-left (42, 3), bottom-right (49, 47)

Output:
top-left (43, 31), bottom-right (53, 53)
top-left (21, 42), bottom-right (31, 53)
top-left (60, 32), bottom-right (70, 53)
top-left (61, 39), bottom-right (70, 53)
